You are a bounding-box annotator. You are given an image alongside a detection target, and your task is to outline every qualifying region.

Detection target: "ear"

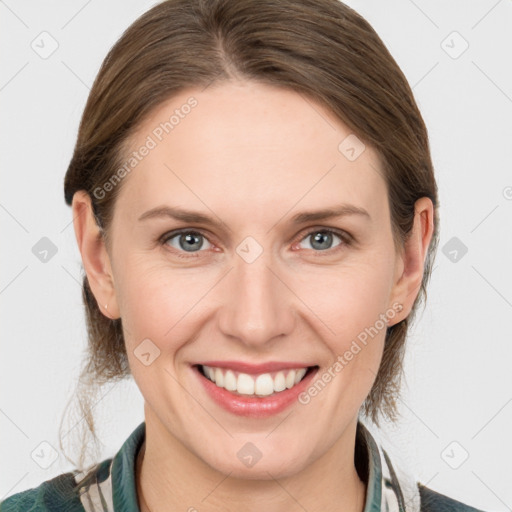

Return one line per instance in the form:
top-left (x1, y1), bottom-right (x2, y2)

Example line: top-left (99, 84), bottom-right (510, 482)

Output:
top-left (71, 190), bottom-right (120, 319)
top-left (388, 197), bottom-right (435, 326)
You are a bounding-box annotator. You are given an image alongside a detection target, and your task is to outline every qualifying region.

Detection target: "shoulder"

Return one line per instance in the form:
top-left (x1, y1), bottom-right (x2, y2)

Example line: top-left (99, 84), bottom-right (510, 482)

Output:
top-left (0, 467), bottom-right (92, 512)
top-left (419, 483), bottom-right (488, 512)
top-left (1, 423), bottom-right (144, 512)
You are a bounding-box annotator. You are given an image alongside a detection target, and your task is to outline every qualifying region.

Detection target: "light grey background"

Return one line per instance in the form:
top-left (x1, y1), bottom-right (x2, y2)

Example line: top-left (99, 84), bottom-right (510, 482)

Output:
top-left (1, 1), bottom-right (511, 510)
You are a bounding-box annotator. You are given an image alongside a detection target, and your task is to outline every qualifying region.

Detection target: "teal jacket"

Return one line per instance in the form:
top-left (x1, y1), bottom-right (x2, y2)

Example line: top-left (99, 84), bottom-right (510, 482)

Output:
top-left (0, 421), bottom-right (486, 511)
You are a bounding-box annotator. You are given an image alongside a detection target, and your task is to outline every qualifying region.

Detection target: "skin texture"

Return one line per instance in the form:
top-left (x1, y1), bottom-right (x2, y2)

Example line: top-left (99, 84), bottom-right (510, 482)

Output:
top-left (72, 80), bottom-right (434, 512)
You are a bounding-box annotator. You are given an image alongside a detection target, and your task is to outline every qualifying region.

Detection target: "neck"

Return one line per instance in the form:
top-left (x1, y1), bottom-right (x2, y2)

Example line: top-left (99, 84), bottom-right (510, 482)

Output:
top-left (136, 410), bottom-right (367, 512)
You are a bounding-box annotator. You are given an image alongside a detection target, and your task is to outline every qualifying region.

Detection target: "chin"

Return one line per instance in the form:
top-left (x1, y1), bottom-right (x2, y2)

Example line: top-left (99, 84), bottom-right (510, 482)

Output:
top-left (212, 458), bottom-right (303, 481)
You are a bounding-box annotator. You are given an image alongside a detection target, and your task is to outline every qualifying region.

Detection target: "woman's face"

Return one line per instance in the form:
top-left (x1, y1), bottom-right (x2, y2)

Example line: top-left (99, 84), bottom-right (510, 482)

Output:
top-left (89, 80), bottom-right (417, 478)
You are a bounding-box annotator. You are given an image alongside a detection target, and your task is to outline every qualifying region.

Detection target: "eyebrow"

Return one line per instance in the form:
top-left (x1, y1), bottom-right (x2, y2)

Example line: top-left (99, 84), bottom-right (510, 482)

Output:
top-left (138, 204), bottom-right (371, 227)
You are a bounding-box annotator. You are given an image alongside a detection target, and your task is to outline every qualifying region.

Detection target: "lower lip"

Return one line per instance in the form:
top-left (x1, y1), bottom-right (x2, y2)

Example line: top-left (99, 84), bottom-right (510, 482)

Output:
top-left (192, 365), bottom-right (319, 418)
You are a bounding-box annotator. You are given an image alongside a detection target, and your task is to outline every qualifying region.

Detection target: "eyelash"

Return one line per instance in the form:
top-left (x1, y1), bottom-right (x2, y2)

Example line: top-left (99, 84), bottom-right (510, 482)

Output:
top-left (158, 227), bottom-right (353, 259)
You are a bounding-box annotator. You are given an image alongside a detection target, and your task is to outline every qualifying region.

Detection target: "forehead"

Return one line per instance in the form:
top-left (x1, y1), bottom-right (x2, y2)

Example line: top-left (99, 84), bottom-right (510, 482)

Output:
top-left (115, 81), bottom-right (387, 223)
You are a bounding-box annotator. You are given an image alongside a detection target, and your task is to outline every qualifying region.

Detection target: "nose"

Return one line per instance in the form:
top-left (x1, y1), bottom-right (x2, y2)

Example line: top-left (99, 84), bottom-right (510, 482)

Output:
top-left (217, 246), bottom-right (296, 348)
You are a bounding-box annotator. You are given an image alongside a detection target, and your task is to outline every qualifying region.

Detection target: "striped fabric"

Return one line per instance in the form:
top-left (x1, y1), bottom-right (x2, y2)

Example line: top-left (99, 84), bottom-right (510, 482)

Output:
top-left (74, 459), bottom-right (115, 512)
top-left (1, 420), bottom-right (485, 511)
top-left (71, 421), bottom-right (416, 512)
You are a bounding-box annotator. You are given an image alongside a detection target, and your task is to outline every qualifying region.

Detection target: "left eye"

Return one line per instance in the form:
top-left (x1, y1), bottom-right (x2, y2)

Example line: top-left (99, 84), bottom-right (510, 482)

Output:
top-left (296, 230), bottom-right (344, 251)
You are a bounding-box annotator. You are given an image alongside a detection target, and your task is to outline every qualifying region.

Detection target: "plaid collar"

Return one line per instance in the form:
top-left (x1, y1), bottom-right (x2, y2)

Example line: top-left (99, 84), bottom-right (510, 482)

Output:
top-left (74, 420), bottom-right (420, 512)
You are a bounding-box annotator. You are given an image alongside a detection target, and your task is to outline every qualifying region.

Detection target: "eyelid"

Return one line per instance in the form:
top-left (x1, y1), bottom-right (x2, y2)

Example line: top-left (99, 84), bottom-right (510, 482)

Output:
top-left (293, 225), bottom-right (353, 245)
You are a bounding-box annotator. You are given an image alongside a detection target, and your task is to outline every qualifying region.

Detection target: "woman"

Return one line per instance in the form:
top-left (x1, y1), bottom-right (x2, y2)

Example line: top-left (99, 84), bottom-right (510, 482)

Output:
top-left (1, 0), bottom-right (487, 510)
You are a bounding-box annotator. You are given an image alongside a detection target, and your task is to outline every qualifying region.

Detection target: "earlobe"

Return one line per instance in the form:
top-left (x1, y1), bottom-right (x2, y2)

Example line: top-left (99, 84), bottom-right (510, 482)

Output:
top-left (72, 191), bottom-right (120, 319)
top-left (388, 197), bottom-right (434, 325)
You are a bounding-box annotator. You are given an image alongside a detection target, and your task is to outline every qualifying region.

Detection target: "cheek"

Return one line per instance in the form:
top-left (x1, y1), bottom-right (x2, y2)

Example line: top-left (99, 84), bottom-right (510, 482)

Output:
top-left (295, 267), bottom-right (391, 412)
top-left (116, 265), bottom-right (202, 405)
top-left (291, 257), bottom-right (394, 399)
top-left (114, 259), bottom-right (213, 349)
top-left (294, 258), bottom-right (395, 340)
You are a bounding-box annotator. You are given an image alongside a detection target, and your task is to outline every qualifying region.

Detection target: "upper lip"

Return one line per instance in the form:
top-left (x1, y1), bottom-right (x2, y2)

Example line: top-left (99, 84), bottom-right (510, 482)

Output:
top-left (194, 361), bottom-right (317, 374)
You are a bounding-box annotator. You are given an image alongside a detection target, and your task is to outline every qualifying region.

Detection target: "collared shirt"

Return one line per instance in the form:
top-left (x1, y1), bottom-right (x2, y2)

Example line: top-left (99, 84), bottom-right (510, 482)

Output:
top-left (0, 421), bottom-right (485, 511)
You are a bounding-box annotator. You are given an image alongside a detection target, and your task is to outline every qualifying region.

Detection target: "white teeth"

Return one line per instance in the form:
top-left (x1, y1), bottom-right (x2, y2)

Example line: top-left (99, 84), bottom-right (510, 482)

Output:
top-left (285, 370), bottom-right (295, 389)
top-left (214, 367), bottom-right (224, 387)
top-left (294, 368), bottom-right (307, 384)
top-left (224, 370), bottom-right (237, 391)
top-left (274, 371), bottom-right (286, 392)
top-left (237, 373), bottom-right (255, 395)
top-left (254, 374), bottom-right (274, 396)
top-left (201, 365), bottom-right (310, 396)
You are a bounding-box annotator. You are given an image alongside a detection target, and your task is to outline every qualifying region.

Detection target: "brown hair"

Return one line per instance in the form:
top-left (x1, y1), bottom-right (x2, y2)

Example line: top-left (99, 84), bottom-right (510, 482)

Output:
top-left (61, 0), bottom-right (439, 471)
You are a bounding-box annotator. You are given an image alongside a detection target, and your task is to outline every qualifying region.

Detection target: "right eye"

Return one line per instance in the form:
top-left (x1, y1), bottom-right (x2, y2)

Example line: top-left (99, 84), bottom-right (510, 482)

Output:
top-left (160, 229), bottom-right (214, 258)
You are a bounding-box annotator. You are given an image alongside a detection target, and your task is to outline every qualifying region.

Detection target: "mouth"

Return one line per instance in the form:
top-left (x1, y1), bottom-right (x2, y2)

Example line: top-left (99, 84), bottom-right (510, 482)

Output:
top-left (192, 362), bottom-right (320, 417)
top-left (193, 363), bottom-right (319, 398)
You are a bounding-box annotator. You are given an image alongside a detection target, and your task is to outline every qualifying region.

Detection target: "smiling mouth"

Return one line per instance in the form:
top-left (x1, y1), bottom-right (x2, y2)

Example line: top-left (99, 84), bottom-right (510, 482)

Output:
top-left (195, 364), bottom-right (319, 397)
